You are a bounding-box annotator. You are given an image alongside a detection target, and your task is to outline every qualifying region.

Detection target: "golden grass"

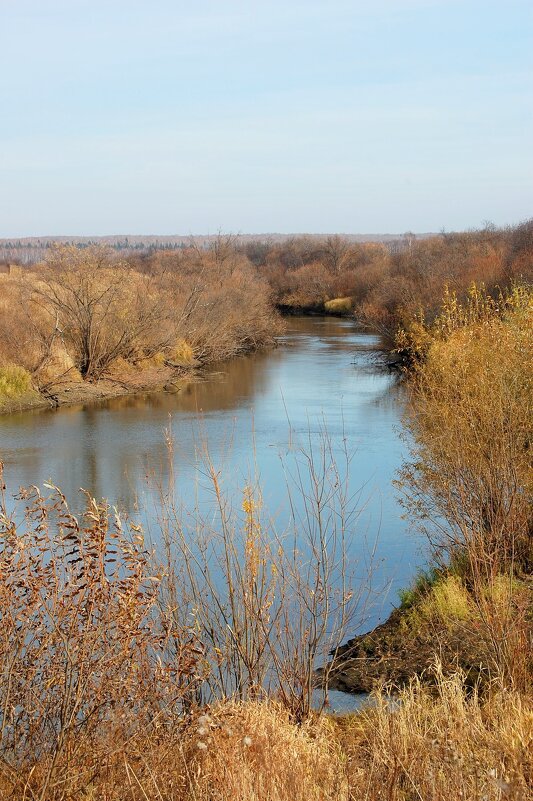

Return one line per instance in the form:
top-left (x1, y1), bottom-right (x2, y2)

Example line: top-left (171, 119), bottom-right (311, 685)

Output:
top-left (414, 574), bottom-right (473, 629)
top-left (337, 669), bottom-right (533, 801)
top-left (172, 337), bottom-right (196, 365)
top-left (324, 296), bottom-right (353, 314)
top-left (179, 701), bottom-right (348, 801)
top-left (3, 670), bottom-right (530, 800)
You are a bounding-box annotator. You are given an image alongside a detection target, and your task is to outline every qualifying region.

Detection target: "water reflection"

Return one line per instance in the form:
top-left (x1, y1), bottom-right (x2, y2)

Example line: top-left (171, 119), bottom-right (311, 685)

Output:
top-left (0, 317), bottom-right (420, 627)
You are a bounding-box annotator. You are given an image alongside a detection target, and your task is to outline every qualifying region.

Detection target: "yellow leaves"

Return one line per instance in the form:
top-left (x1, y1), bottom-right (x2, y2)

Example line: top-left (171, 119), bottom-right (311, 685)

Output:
top-left (241, 486), bottom-right (258, 517)
top-left (402, 282), bottom-right (532, 573)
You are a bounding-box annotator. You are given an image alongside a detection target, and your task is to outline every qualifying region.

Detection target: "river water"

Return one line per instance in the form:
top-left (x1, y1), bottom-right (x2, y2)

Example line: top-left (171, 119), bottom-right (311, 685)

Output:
top-left (0, 316), bottom-right (424, 709)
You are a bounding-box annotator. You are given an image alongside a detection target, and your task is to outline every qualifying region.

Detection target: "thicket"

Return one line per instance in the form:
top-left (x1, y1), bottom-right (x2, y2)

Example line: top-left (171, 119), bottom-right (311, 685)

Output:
top-left (0, 241), bottom-right (281, 397)
top-left (241, 220), bottom-right (533, 340)
top-left (396, 282), bottom-right (532, 691)
top-left (2, 221), bottom-right (532, 402)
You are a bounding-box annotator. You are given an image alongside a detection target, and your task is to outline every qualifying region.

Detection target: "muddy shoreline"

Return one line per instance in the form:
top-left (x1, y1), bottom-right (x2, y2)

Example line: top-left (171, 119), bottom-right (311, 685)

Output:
top-left (324, 604), bottom-right (489, 694)
top-left (0, 364), bottom-right (197, 417)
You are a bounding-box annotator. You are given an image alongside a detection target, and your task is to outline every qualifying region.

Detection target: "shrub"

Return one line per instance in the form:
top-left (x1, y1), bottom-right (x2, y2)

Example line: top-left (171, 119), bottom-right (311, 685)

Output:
top-left (0, 467), bottom-right (203, 798)
top-left (397, 283), bottom-right (533, 689)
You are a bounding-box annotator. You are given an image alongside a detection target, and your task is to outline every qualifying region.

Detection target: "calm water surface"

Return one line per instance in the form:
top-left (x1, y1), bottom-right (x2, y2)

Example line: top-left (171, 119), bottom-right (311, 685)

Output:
top-left (0, 317), bottom-right (424, 651)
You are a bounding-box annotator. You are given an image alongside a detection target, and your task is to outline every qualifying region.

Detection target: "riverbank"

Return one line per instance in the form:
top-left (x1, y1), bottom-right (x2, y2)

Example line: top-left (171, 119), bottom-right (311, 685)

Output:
top-left (328, 283), bottom-right (533, 697)
top-left (0, 361), bottom-right (197, 416)
top-left (328, 586), bottom-right (489, 693)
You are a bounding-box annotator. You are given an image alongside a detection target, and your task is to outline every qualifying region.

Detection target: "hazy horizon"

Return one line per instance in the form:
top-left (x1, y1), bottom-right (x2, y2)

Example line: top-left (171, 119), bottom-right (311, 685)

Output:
top-left (0, 230), bottom-right (440, 241)
top-left (1, 0), bottom-right (532, 238)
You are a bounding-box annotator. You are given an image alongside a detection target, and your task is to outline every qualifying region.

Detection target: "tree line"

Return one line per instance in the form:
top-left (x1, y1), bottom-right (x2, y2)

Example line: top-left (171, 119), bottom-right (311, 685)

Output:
top-left (0, 241), bottom-right (281, 393)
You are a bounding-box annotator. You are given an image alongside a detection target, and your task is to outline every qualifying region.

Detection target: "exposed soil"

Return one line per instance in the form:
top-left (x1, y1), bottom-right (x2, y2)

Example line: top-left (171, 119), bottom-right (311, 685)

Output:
top-left (0, 364), bottom-right (194, 416)
top-left (324, 608), bottom-right (484, 694)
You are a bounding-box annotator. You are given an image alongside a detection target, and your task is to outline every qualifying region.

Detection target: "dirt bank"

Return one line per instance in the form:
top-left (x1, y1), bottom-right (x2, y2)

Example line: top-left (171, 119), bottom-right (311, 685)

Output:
top-left (0, 363), bottom-right (195, 416)
top-left (324, 606), bottom-right (486, 694)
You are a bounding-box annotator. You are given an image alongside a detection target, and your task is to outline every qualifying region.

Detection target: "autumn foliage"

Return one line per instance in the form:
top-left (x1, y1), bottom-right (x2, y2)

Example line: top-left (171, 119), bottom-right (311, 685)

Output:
top-left (0, 240), bottom-right (281, 397)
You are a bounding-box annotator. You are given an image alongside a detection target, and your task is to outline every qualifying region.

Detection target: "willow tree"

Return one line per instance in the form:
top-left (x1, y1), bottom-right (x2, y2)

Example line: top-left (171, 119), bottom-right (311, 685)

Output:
top-left (34, 245), bottom-right (173, 379)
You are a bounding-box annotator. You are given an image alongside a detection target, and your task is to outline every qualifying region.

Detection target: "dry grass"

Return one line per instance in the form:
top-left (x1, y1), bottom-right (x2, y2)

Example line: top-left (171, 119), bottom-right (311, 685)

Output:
top-left (337, 669), bottom-right (533, 801)
top-left (2, 672), bottom-right (529, 800)
top-left (324, 296), bottom-right (353, 314)
top-left (182, 677), bottom-right (531, 801)
top-left (177, 702), bottom-right (348, 801)
top-left (171, 338), bottom-right (196, 365)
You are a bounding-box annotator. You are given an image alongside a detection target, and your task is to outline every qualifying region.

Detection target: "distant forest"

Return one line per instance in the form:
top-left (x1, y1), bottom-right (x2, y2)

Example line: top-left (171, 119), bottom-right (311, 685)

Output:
top-left (0, 232), bottom-right (434, 265)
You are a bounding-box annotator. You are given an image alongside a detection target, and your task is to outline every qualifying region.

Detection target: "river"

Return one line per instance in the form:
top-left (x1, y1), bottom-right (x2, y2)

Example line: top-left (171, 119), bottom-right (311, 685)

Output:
top-left (0, 316), bottom-right (424, 710)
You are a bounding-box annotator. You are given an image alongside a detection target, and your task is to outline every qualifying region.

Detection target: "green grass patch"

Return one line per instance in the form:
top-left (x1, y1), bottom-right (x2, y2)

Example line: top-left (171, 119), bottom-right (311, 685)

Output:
top-left (418, 575), bottom-right (472, 626)
top-left (0, 363), bottom-right (33, 399)
top-left (398, 567), bottom-right (441, 610)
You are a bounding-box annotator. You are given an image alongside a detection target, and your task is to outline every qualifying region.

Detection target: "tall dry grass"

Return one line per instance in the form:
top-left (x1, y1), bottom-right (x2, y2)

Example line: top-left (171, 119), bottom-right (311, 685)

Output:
top-left (2, 666), bottom-right (529, 800)
top-left (338, 668), bottom-right (532, 801)
top-left (0, 463), bottom-right (204, 799)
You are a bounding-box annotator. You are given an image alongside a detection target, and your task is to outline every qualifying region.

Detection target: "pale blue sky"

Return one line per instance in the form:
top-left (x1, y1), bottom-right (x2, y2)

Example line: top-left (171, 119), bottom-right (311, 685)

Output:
top-left (1, 0), bottom-right (531, 236)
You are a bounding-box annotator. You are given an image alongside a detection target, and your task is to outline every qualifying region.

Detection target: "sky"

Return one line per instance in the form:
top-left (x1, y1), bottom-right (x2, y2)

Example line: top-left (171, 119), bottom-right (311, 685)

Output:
top-left (0, 0), bottom-right (531, 236)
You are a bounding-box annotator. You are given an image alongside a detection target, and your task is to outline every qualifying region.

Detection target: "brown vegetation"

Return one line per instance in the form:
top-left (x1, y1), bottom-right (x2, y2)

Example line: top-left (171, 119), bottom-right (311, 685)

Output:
top-left (240, 220), bottom-right (533, 341)
top-left (395, 283), bottom-right (532, 694)
top-left (0, 450), bottom-right (531, 800)
top-left (0, 228), bottom-right (531, 799)
top-left (0, 241), bottom-right (282, 407)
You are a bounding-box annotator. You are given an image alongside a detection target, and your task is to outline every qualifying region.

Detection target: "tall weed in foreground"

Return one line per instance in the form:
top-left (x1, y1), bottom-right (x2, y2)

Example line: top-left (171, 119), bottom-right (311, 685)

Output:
top-left (338, 667), bottom-right (532, 801)
top-left (0, 463), bottom-right (203, 799)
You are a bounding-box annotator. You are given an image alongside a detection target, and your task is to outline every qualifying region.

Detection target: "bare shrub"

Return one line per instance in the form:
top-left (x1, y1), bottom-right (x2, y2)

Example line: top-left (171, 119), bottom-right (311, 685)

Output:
top-left (156, 427), bottom-right (374, 721)
top-left (399, 284), bottom-right (532, 571)
top-left (33, 245), bottom-right (174, 379)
